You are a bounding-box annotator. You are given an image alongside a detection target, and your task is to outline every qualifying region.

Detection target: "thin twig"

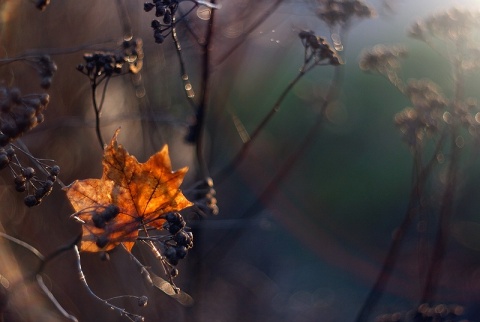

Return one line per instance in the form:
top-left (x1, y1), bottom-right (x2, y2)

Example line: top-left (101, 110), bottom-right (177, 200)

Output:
top-left (36, 275), bottom-right (79, 322)
top-left (0, 232), bottom-right (44, 260)
top-left (354, 131), bottom-right (447, 322)
top-left (91, 82), bottom-right (106, 149)
top-left (171, 21), bottom-right (197, 110)
top-left (192, 0), bottom-right (217, 179)
top-left (74, 246), bottom-right (144, 322)
top-left (205, 63), bottom-right (343, 261)
top-left (215, 51), bottom-right (320, 183)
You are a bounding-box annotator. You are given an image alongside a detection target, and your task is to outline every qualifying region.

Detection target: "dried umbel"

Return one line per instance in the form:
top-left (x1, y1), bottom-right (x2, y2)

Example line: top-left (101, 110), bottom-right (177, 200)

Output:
top-left (359, 45), bottom-right (406, 75)
top-left (394, 79), bottom-right (448, 147)
top-left (0, 86), bottom-right (49, 147)
top-left (187, 177), bottom-right (219, 216)
top-left (408, 7), bottom-right (480, 43)
top-left (359, 45), bottom-right (407, 87)
top-left (316, 0), bottom-right (376, 28)
top-left (76, 38), bottom-right (144, 78)
top-left (299, 30), bottom-right (342, 66)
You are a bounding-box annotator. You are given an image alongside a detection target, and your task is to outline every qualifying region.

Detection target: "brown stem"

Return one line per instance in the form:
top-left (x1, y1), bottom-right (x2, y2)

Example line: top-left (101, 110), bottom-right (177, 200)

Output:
top-left (355, 132), bottom-right (446, 322)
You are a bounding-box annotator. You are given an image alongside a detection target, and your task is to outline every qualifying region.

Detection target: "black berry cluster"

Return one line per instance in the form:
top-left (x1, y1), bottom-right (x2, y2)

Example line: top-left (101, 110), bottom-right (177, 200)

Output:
top-left (0, 86), bottom-right (49, 147)
top-left (144, 0), bottom-right (179, 44)
top-left (92, 204), bottom-right (120, 230)
top-left (162, 212), bottom-right (193, 268)
top-left (299, 30), bottom-right (342, 66)
top-left (76, 39), bottom-right (144, 79)
top-left (0, 144), bottom-right (59, 207)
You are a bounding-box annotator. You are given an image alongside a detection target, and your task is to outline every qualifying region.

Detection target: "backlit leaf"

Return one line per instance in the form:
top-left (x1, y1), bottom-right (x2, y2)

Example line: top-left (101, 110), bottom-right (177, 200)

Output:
top-left (65, 130), bottom-right (192, 252)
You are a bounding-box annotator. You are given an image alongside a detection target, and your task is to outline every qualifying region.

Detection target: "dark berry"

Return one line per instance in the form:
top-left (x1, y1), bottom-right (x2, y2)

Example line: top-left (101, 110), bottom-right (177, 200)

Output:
top-left (166, 212), bottom-right (182, 224)
top-left (163, 12), bottom-right (172, 24)
top-left (100, 252), bottom-right (110, 261)
top-left (15, 183), bottom-right (26, 192)
top-left (137, 295), bottom-right (148, 307)
top-left (0, 154), bottom-right (9, 169)
top-left (175, 246), bottom-right (187, 259)
top-left (102, 204), bottom-right (120, 222)
top-left (5, 146), bottom-right (15, 159)
top-left (151, 19), bottom-right (161, 29)
top-left (24, 195), bottom-right (38, 207)
top-left (96, 235), bottom-right (109, 249)
top-left (144, 2), bottom-right (155, 12)
top-left (50, 165), bottom-right (60, 176)
top-left (168, 224), bottom-right (181, 235)
top-left (21, 167), bottom-right (35, 179)
top-left (165, 247), bottom-right (176, 260)
top-left (92, 214), bottom-right (106, 229)
top-left (154, 30), bottom-right (165, 44)
top-left (34, 187), bottom-right (46, 199)
top-left (174, 230), bottom-right (193, 247)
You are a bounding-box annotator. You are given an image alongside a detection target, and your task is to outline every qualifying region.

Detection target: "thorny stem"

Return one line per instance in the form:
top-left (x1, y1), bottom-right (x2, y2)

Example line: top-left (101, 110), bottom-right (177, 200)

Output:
top-left (354, 131), bottom-right (447, 322)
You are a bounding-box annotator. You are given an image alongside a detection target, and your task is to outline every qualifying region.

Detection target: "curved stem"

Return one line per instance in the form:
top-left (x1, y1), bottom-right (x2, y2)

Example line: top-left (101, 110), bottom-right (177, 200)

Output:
top-left (215, 68), bottom-right (307, 182)
top-left (355, 132), bottom-right (446, 321)
top-left (91, 81), bottom-right (105, 149)
top-left (205, 64), bottom-right (343, 261)
top-left (419, 50), bottom-right (464, 303)
top-left (192, 0), bottom-right (216, 179)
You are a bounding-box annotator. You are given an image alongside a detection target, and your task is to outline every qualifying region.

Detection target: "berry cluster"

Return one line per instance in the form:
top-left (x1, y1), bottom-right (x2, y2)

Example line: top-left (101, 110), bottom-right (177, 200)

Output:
top-left (0, 86), bottom-right (49, 147)
top-left (76, 39), bottom-right (144, 79)
top-left (92, 204), bottom-right (120, 230)
top-left (0, 144), bottom-right (59, 207)
top-left (144, 0), bottom-right (179, 44)
top-left (298, 30), bottom-right (342, 66)
top-left (162, 212), bottom-right (193, 268)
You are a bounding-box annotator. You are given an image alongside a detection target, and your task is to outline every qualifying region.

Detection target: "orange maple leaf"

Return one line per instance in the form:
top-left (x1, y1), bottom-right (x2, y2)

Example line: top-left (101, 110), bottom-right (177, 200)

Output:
top-left (65, 130), bottom-right (193, 252)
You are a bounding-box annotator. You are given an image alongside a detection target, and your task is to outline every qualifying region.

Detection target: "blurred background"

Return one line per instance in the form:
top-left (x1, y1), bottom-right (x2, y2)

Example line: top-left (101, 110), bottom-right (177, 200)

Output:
top-left (1, 0), bottom-right (480, 321)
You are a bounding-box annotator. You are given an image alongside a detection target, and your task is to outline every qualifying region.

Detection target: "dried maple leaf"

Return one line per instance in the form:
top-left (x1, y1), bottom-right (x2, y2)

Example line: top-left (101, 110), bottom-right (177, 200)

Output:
top-left (65, 130), bottom-right (192, 252)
